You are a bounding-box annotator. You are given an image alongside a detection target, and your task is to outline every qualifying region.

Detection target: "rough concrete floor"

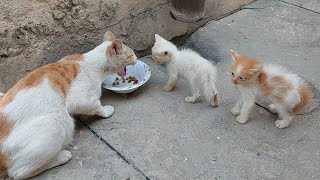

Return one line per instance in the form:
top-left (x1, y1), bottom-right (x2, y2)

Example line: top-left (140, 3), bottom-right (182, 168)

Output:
top-left (33, 0), bottom-right (320, 179)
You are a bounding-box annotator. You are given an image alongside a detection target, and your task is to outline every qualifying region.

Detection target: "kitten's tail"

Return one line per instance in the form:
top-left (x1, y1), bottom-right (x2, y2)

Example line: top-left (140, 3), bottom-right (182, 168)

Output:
top-left (293, 83), bottom-right (315, 114)
top-left (204, 70), bottom-right (219, 107)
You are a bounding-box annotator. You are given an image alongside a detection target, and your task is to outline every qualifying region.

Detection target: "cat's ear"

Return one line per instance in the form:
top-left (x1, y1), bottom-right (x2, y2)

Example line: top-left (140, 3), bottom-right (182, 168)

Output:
top-left (230, 50), bottom-right (239, 62)
top-left (110, 40), bottom-right (123, 55)
top-left (249, 64), bottom-right (263, 74)
top-left (155, 34), bottom-right (163, 42)
top-left (103, 31), bottom-right (116, 42)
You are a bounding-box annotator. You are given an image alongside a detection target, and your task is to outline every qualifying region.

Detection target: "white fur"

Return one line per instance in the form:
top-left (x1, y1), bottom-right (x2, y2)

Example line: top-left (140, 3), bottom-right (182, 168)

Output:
top-left (152, 34), bottom-right (219, 106)
top-left (232, 64), bottom-right (308, 128)
top-left (0, 40), bottom-right (136, 179)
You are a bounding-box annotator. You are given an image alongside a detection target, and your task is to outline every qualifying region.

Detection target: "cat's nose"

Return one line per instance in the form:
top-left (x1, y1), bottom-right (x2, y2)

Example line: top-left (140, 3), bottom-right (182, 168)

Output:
top-left (232, 78), bottom-right (237, 84)
top-left (151, 55), bottom-right (157, 61)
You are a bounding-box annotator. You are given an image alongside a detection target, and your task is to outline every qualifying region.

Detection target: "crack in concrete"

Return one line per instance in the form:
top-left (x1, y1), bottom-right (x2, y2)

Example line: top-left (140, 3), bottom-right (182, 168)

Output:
top-left (79, 119), bottom-right (151, 180)
top-left (279, 0), bottom-right (320, 15)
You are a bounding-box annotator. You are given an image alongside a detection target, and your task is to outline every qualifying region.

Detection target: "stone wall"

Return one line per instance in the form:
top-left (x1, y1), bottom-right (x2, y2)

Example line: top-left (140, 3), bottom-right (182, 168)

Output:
top-left (0, 0), bottom-right (254, 91)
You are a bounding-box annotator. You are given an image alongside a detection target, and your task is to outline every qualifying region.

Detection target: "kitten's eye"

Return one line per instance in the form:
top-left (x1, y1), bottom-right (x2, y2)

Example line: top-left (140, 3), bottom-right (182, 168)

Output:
top-left (231, 72), bottom-right (234, 76)
top-left (164, 51), bottom-right (168, 55)
top-left (239, 76), bottom-right (245, 80)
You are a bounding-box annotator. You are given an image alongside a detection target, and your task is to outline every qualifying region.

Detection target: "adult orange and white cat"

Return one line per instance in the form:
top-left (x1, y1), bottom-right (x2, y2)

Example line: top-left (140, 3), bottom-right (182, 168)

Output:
top-left (151, 34), bottom-right (219, 107)
top-left (230, 50), bottom-right (312, 128)
top-left (0, 31), bottom-right (137, 179)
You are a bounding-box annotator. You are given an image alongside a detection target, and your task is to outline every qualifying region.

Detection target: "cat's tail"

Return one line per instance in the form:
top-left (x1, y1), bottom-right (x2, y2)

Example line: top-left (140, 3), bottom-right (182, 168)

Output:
top-left (204, 70), bottom-right (219, 107)
top-left (293, 82), bottom-right (315, 114)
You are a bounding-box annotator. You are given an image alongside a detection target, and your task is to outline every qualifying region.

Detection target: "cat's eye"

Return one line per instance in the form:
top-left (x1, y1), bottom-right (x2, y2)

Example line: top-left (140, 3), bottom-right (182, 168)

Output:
top-left (231, 72), bottom-right (234, 76)
top-left (164, 51), bottom-right (168, 55)
top-left (239, 76), bottom-right (245, 80)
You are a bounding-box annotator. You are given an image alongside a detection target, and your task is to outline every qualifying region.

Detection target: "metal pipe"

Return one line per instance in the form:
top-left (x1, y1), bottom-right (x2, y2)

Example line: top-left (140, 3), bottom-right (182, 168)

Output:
top-left (170, 0), bottom-right (205, 22)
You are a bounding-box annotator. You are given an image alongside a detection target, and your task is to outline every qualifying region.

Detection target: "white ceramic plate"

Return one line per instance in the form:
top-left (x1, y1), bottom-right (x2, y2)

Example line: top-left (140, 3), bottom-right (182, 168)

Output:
top-left (102, 60), bottom-right (151, 94)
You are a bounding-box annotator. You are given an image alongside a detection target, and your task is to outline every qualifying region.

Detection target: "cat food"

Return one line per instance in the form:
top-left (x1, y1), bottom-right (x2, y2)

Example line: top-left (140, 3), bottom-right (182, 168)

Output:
top-left (112, 76), bottom-right (138, 86)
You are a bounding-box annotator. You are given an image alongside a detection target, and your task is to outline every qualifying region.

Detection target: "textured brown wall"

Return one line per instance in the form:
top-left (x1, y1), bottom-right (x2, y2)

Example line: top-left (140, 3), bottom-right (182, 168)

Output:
top-left (0, 0), bottom-right (254, 91)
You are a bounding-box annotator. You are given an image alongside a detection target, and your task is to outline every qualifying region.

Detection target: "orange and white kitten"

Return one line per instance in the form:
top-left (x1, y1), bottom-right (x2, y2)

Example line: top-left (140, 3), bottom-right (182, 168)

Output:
top-left (151, 34), bottom-right (219, 106)
top-left (0, 31), bottom-right (137, 179)
top-left (230, 50), bottom-right (312, 128)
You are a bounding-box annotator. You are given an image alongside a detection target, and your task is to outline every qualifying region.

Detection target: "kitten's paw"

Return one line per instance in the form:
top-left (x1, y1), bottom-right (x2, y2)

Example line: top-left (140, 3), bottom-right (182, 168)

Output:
top-left (163, 85), bottom-right (173, 92)
top-left (56, 150), bottom-right (72, 165)
top-left (267, 104), bottom-right (277, 113)
top-left (99, 105), bottom-right (115, 118)
top-left (211, 93), bottom-right (219, 107)
top-left (236, 115), bottom-right (248, 124)
top-left (275, 120), bottom-right (290, 129)
top-left (185, 96), bottom-right (196, 103)
top-left (0, 93), bottom-right (3, 98)
top-left (231, 107), bottom-right (240, 116)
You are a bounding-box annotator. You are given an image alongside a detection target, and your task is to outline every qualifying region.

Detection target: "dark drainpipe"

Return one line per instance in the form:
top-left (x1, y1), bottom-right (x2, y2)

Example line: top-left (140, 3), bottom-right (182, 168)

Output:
top-left (170, 0), bottom-right (205, 22)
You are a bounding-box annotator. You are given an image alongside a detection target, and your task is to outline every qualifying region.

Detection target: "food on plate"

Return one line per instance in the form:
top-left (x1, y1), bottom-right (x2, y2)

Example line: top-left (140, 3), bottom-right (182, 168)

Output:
top-left (112, 76), bottom-right (139, 86)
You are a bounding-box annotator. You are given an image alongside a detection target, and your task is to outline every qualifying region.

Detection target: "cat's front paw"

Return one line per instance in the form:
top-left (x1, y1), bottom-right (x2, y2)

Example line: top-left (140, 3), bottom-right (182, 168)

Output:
top-left (236, 115), bottom-right (249, 124)
top-left (99, 105), bottom-right (115, 118)
top-left (163, 85), bottom-right (173, 92)
top-left (275, 119), bottom-right (290, 129)
top-left (231, 106), bottom-right (240, 116)
top-left (267, 104), bottom-right (277, 114)
top-left (56, 150), bottom-right (72, 165)
top-left (185, 96), bottom-right (196, 103)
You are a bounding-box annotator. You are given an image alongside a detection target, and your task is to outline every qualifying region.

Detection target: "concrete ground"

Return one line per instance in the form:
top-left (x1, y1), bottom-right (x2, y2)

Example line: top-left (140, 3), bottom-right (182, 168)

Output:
top-left (33, 0), bottom-right (320, 179)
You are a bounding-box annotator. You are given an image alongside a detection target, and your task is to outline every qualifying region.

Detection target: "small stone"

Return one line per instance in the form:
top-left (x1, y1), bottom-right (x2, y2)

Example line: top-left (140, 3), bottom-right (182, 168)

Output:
top-left (53, 10), bottom-right (65, 19)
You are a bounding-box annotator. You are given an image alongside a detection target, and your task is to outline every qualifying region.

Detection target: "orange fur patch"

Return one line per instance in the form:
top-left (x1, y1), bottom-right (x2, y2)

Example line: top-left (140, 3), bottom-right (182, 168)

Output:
top-left (271, 76), bottom-right (292, 94)
top-left (0, 154), bottom-right (8, 177)
top-left (0, 114), bottom-right (12, 176)
top-left (258, 71), bottom-right (274, 95)
top-left (59, 54), bottom-right (83, 62)
top-left (0, 54), bottom-right (83, 108)
top-left (293, 84), bottom-right (312, 113)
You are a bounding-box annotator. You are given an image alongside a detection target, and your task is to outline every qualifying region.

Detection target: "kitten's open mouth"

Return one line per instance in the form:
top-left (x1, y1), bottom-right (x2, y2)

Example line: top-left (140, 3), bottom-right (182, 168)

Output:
top-left (117, 66), bottom-right (127, 77)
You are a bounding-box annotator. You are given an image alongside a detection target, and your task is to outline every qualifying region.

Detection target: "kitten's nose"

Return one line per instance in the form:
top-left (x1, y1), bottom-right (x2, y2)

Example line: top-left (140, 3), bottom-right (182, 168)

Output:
top-left (232, 78), bottom-right (238, 84)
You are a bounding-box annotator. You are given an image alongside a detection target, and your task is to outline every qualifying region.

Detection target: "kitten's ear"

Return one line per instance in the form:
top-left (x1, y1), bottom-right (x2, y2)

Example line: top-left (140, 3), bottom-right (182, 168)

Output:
top-left (250, 64), bottom-right (263, 74)
top-left (230, 50), bottom-right (239, 62)
top-left (110, 40), bottom-right (123, 55)
top-left (155, 34), bottom-right (162, 42)
top-left (103, 31), bottom-right (116, 42)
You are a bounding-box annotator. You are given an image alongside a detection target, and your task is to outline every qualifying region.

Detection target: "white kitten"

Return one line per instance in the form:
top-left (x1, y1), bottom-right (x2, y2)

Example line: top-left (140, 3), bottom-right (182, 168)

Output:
top-left (151, 34), bottom-right (219, 107)
top-left (0, 31), bottom-right (137, 179)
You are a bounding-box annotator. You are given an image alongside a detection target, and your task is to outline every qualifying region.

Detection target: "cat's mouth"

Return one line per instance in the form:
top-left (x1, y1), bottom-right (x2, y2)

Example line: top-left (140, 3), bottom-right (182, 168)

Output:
top-left (117, 60), bottom-right (137, 77)
top-left (117, 66), bottom-right (127, 76)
